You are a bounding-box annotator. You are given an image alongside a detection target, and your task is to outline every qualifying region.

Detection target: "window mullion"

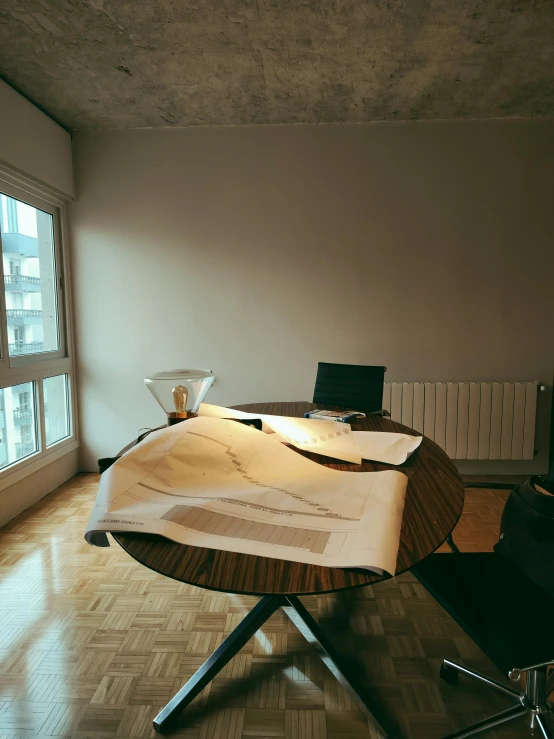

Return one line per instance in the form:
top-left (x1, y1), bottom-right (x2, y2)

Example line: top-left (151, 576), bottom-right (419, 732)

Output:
top-left (37, 376), bottom-right (46, 453)
top-left (0, 238), bottom-right (10, 365)
top-left (52, 210), bottom-right (66, 358)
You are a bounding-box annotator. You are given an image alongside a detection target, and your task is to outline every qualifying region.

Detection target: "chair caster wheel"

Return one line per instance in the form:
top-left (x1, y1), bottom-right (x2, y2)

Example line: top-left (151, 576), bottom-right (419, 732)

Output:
top-left (440, 663), bottom-right (459, 685)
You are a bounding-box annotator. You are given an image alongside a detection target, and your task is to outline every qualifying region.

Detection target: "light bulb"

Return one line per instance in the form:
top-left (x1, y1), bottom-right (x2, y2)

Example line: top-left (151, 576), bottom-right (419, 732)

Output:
top-left (172, 385), bottom-right (188, 414)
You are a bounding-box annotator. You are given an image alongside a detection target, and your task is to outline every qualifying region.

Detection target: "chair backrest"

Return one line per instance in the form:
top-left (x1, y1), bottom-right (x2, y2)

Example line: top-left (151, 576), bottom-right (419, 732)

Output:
top-left (312, 363), bottom-right (385, 413)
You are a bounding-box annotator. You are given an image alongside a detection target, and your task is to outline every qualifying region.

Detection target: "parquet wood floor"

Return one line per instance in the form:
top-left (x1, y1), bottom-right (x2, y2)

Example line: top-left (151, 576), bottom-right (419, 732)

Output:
top-left (0, 476), bottom-right (530, 739)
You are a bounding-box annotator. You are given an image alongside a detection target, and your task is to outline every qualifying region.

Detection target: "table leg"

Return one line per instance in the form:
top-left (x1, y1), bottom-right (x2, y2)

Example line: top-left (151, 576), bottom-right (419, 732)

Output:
top-left (154, 593), bottom-right (391, 738)
top-left (153, 594), bottom-right (283, 733)
top-left (282, 595), bottom-right (391, 739)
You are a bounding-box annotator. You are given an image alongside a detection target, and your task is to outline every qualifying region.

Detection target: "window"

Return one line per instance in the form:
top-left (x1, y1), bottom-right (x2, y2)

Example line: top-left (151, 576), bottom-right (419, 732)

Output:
top-left (20, 424), bottom-right (32, 442)
top-left (18, 390), bottom-right (30, 410)
top-left (0, 179), bottom-right (75, 476)
top-left (11, 292), bottom-right (23, 309)
top-left (0, 382), bottom-right (39, 469)
top-left (0, 192), bottom-right (59, 358)
top-left (44, 374), bottom-right (70, 447)
top-left (13, 326), bottom-right (24, 351)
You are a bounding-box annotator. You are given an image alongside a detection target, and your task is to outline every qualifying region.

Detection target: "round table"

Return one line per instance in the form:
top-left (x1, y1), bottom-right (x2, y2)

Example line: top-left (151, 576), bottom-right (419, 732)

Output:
top-left (113, 401), bottom-right (464, 737)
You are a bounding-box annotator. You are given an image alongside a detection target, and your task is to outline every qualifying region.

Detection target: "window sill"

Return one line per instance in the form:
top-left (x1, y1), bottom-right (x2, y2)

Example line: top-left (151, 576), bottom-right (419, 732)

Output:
top-left (0, 437), bottom-right (79, 494)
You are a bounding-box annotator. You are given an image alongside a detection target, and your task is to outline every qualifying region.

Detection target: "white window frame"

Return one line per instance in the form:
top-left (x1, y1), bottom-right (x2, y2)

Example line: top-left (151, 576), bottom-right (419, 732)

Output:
top-left (0, 174), bottom-right (78, 491)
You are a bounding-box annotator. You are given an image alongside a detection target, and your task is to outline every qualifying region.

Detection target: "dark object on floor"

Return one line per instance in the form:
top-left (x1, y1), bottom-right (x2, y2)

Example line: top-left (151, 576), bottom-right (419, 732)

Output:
top-left (413, 552), bottom-right (554, 738)
top-left (495, 475), bottom-right (554, 598)
top-left (312, 362), bottom-right (389, 416)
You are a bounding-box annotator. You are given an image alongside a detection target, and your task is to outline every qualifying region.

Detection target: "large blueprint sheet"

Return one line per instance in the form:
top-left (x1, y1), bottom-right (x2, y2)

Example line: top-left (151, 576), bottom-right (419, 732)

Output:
top-left (85, 417), bottom-right (408, 575)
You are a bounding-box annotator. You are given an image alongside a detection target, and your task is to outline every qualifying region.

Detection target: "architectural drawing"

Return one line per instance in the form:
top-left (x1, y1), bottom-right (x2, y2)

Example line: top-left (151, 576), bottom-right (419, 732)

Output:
top-left (85, 417), bottom-right (408, 574)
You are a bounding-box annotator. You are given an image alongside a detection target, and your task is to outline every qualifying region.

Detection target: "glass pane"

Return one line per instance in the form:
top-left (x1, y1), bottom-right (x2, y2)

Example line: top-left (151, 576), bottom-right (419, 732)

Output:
top-left (0, 382), bottom-right (38, 469)
top-left (44, 374), bottom-right (70, 447)
top-left (0, 192), bottom-right (60, 357)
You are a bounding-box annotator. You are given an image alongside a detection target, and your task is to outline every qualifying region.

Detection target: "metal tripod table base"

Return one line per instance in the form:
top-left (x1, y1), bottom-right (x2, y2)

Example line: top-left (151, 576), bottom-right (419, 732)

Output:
top-left (153, 594), bottom-right (391, 737)
top-left (440, 659), bottom-right (553, 739)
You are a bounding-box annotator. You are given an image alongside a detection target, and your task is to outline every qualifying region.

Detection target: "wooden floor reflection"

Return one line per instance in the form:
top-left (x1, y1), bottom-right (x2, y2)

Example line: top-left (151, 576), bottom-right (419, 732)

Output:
top-left (0, 476), bottom-right (526, 738)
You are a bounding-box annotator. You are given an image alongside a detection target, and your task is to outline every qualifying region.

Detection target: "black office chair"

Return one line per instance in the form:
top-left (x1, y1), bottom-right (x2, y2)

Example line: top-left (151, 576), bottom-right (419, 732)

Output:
top-left (312, 362), bottom-right (389, 415)
top-left (413, 553), bottom-right (554, 738)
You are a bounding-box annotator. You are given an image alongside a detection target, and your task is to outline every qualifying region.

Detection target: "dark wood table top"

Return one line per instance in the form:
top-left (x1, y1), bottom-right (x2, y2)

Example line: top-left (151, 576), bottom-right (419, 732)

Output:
top-left (114, 401), bottom-right (464, 596)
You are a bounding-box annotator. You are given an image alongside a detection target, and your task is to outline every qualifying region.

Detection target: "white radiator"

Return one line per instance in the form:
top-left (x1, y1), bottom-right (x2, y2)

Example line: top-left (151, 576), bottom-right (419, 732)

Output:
top-left (383, 382), bottom-right (539, 460)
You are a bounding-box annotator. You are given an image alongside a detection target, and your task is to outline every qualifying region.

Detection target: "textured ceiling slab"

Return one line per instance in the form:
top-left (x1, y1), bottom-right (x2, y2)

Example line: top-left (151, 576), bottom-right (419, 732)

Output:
top-left (0, 0), bottom-right (553, 130)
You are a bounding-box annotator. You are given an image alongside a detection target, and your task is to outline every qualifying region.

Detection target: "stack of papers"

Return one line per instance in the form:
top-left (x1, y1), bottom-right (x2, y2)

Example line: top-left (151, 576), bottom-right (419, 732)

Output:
top-left (199, 403), bottom-right (422, 465)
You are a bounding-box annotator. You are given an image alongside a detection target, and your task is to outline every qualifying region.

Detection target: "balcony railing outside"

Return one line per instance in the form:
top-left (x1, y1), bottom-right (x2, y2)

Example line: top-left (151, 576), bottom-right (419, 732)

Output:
top-left (8, 341), bottom-right (45, 355)
top-left (4, 274), bottom-right (41, 289)
top-left (13, 407), bottom-right (33, 422)
top-left (15, 441), bottom-right (36, 457)
top-left (6, 309), bottom-right (43, 327)
top-left (6, 309), bottom-right (42, 318)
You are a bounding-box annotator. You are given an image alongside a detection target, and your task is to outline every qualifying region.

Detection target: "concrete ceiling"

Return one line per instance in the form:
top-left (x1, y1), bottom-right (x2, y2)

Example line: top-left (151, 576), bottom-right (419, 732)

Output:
top-left (1, 0), bottom-right (553, 131)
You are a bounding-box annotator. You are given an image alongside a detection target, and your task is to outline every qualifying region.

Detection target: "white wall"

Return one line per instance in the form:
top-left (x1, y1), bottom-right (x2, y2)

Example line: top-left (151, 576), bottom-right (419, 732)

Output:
top-left (0, 81), bottom-right (77, 525)
top-left (0, 449), bottom-right (78, 529)
top-left (0, 80), bottom-right (74, 197)
top-left (70, 120), bottom-right (554, 473)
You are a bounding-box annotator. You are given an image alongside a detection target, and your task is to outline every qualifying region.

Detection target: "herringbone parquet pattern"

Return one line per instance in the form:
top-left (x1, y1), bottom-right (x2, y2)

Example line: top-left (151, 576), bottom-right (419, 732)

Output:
top-left (0, 476), bottom-right (528, 738)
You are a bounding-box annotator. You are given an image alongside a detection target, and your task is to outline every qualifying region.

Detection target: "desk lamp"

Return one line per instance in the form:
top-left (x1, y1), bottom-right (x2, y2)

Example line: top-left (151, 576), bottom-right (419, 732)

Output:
top-left (145, 369), bottom-right (215, 425)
